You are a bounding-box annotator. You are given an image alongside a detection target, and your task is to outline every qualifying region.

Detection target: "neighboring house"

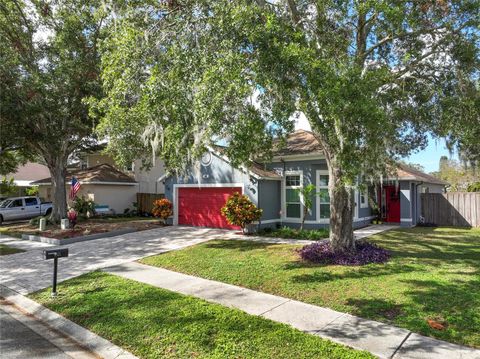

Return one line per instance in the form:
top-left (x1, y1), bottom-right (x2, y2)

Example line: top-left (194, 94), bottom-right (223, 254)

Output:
top-left (163, 130), bottom-right (448, 230)
top-left (80, 151), bottom-right (166, 194)
top-left (32, 164), bottom-right (138, 214)
top-left (4, 162), bottom-right (51, 196)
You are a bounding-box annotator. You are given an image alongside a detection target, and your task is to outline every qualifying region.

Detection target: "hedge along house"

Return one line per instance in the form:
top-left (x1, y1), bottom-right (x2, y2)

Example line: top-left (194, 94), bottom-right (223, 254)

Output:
top-left (33, 163), bottom-right (138, 214)
top-left (163, 130), bottom-right (448, 230)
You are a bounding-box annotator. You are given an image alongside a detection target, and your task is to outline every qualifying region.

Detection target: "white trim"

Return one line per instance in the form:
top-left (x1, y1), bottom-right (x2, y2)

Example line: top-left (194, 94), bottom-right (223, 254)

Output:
top-left (354, 215), bottom-right (376, 222)
top-left (360, 189), bottom-right (368, 208)
top-left (282, 171), bottom-right (303, 220)
top-left (36, 181), bottom-right (138, 186)
top-left (173, 183), bottom-right (244, 226)
top-left (272, 153), bottom-right (325, 162)
top-left (315, 170), bottom-right (330, 222)
top-left (259, 218), bottom-right (281, 224)
top-left (354, 189), bottom-right (359, 219)
top-left (400, 218), bottom-right (412, 222)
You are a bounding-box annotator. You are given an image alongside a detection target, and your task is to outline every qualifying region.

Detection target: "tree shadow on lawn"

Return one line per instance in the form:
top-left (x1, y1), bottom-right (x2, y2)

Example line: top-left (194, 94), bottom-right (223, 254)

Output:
top-left (288, 262), bottom-right (420, 283)
top-left (36, 271), bottom-right (363, 358)
top-left (345, 275), bottom-right (480, 348)
top-left (204, 240), bottom-right (279, 252)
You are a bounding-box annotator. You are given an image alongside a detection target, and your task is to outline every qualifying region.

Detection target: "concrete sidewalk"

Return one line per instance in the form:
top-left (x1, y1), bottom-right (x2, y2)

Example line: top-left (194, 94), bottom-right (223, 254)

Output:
top-left (104, 262), bottom-right (480, 359)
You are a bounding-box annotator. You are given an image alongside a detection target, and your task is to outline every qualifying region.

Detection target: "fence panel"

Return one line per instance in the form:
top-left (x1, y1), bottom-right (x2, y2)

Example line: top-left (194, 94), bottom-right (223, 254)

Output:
top-left (421, 192), bottom-right (480, 227)
top-left (136, 193), bottom-right (165, 214)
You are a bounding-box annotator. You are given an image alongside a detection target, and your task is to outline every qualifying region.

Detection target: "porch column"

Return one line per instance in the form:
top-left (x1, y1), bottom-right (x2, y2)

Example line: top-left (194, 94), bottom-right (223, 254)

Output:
top-left (400, 182), bottom-right (413, 227)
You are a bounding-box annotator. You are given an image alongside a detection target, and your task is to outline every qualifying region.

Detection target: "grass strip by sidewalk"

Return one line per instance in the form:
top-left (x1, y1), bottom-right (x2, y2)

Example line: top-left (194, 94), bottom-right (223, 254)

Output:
top-left (0, 244), bottom-right (25, 255)
top-left (140, 227), bottom-right (480, 348)
top-left (257, 226), bottom-right (329, 240)
top-left (30, 271), bottom-right (373, 359)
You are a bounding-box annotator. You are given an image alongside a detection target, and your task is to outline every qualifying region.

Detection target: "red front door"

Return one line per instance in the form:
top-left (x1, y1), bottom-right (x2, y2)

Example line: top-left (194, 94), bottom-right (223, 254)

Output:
top-left (384, 186), bottom-right (400, 223)
top-left (177, 187), bottom-right (241, 229)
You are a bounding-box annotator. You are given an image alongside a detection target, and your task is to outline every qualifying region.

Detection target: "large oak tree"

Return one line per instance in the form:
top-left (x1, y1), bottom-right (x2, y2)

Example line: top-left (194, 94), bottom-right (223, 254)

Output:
top-left (0, 0), bottom-right (104, 221)
top-left (94, 0), bottom-right (478, 252)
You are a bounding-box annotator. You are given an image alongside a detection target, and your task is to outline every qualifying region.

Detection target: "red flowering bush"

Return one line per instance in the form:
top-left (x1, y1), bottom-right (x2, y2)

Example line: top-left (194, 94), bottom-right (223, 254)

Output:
top-left (221, 192), bottom-right (262, 232)
top-left (67, 209), bottom-right (77, 230)
top-left (152, 198), bottom-right (173, 223)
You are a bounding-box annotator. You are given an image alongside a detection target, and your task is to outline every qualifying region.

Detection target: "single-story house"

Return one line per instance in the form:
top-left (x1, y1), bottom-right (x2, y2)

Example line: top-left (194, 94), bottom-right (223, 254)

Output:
top-left (163, 130), bottom-right (448, 230)
top-left (3, 162), bottom-right (51, 196)
top-left (33, 163), bottom-right (138, 214)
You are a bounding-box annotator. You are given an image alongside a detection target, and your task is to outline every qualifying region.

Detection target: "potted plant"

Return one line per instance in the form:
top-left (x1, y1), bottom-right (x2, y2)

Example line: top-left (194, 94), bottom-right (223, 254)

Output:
top-left (152, 198), bottom-right (173, 224)
top-left (221, 192), bottom-right (263, 234)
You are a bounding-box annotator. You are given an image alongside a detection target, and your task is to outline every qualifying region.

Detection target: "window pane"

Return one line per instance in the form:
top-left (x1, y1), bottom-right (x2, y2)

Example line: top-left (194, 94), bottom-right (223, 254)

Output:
top-left (319, 189), bottom-right (330, 203)
top-left (287, 203), bottom-right (301, 218)
top-left (286, 175), bottom-right (300, 187)
top-left (25, 198), bottom-right (37, 206)
top-left (12, 199), bottom-right (23, 207)
top-left (319, 174), bottom-right (329, 186)
top-left (286, 189), bottom-right (300, 202)
top-left (320, 203), bottom-right (330, 218)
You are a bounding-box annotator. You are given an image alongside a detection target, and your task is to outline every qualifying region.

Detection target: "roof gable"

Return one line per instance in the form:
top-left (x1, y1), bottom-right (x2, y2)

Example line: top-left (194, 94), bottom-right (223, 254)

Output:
top-left (32, 163), bottom-right (136, 185)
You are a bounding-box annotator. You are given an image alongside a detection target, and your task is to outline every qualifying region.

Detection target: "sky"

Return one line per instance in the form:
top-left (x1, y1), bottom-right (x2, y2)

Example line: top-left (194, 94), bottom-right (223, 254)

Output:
top-left (293, 115), bottom-right (454, 174)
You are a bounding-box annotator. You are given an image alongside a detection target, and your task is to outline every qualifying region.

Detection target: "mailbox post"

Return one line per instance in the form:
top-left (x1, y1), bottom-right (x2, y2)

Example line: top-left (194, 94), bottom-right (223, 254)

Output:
top-left (43, 248), bottom-right (69, 297)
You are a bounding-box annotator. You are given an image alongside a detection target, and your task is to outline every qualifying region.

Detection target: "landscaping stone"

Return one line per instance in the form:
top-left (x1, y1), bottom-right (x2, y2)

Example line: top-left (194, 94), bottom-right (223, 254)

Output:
top-left (21, 227), bottom-right (137, 245)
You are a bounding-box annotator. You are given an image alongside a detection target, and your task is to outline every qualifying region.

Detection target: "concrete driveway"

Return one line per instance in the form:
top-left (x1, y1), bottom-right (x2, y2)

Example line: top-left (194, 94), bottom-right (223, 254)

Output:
top-left (0, 226), bottom-right (232, 295)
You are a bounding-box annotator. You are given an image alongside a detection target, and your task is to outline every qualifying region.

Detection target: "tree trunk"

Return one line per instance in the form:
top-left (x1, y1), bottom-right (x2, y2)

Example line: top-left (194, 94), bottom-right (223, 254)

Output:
top-left (47, 158), bottom-right (68, 223)
top-left (328, 165), bottom-right (355, 253)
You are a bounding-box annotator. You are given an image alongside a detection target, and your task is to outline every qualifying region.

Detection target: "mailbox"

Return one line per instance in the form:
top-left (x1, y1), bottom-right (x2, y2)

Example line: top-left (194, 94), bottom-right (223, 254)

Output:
top-left (43, 248), bottom-right (69, 260)
top-left (43, 247), bottom-right (69, 297)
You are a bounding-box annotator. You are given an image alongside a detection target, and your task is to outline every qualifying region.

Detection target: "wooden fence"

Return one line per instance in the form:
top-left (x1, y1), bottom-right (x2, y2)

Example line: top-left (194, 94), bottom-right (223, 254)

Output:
top-left (136, 193), bottom-right (165, 214)
top-left (421, 192), bottom-right (480, 227)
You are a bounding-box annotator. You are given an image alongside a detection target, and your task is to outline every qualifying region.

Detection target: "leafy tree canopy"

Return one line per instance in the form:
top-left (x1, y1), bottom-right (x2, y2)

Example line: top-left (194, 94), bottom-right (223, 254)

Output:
top-left (0, 0), bottom-right (105, 220)
top-left (93, 0), bottom-right (479, 251)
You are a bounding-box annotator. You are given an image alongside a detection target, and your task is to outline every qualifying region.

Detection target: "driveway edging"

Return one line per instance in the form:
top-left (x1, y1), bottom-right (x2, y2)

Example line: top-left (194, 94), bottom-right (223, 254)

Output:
top-left (0, 285), bottom-right (138, 359)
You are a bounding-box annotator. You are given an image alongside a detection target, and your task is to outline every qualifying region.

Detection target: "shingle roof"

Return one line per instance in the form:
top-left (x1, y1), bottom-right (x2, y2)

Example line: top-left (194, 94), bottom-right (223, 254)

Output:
top-left (272, 130), bottom-right (324, 157)
top-left (249, 162), bottom-right (281, 179)
top-left (8, 162), bottom-right (50, 181)
top-left (396, 164), bottom-right (449, 186)
top-left (32, 163), bottom-right (136, 185)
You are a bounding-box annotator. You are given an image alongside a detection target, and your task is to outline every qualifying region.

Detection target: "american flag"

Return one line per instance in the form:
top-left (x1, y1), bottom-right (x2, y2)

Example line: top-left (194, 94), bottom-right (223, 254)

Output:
top-left (70, 176), bottom-right (81, 200)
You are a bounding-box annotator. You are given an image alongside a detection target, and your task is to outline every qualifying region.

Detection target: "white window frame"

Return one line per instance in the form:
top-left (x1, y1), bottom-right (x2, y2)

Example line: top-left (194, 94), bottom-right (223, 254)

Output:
top-left (360, 188), bottom-right (369, 208)
top-left (316, 170), bottom-right (330, 222)
top-left (282, 171), bottom-right (303, 220)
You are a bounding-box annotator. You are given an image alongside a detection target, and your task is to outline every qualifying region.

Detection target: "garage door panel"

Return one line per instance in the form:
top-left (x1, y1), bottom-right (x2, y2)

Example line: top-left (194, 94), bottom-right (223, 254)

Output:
top-left (178, 187), bottom-right (241, 229)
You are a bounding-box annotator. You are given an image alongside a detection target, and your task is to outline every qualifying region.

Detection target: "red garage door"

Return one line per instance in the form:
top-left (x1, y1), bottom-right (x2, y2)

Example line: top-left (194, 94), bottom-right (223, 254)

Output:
top-left (178, 187), bottom-right (242, 229)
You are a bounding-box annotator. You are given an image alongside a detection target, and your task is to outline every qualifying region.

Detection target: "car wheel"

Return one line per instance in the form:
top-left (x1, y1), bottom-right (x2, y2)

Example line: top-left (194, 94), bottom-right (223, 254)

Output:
top-left (46, 208), bottom-right (52, 216)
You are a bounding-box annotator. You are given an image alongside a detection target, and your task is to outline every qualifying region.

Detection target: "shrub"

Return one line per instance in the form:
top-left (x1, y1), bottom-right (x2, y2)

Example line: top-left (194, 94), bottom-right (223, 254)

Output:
top-left (152, 198), bottom-right (173, 223)
top-left (73, 196), bottom-right (96, 217)
top-left (67, 209), bottom-right (78, 229)
top-left (25, 186), bottom-right (39, 196)
top-left (29, 216), bottom-right (52, 226)
top-left (298, 240), bottom-right (390, 266)
top-left (221, 192), bottom-right (262, 232)
top-left (467, 182), bottom-right (480, 192)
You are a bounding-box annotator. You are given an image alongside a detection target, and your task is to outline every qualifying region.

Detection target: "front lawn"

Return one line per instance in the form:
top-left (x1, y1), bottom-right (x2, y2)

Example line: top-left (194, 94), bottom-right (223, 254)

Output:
top-left (30, 272), bottom-right (372, 359)
top-left (140, 227), bottom-right (480, 348)
top-left (257, 226), bottom-right (329, 240)
top-left (0, 244), bottom-right (25, 255)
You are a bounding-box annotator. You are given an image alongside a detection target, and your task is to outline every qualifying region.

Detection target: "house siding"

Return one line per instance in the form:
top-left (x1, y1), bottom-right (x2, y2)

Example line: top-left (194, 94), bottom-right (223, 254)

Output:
top-left (164, 153), bottom-right (260, 225)
top-left (258, 180), bottom-right (281, 222)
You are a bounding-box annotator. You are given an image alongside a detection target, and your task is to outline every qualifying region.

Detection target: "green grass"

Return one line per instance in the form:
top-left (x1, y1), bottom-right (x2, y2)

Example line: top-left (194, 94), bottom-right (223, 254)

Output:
top-left (30, 272), bottom-right (372, 359)
top-left (140, 227), bottom-right (480, 348)
top-left (0, 244), bottom-right (25, 255)
top-left (257, 226), bottom-right (329, 240)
